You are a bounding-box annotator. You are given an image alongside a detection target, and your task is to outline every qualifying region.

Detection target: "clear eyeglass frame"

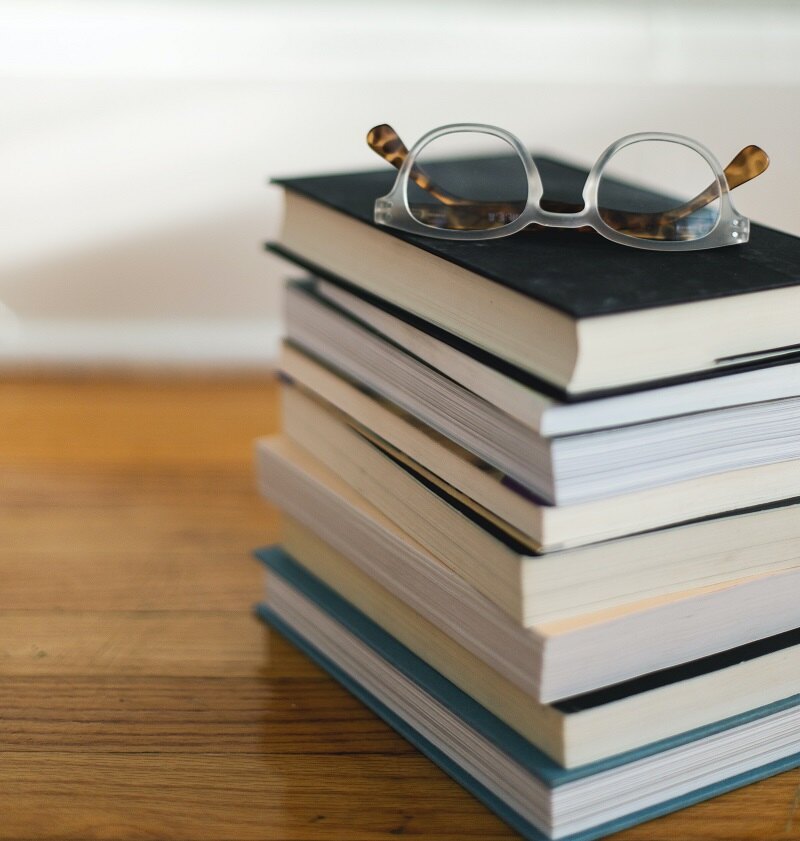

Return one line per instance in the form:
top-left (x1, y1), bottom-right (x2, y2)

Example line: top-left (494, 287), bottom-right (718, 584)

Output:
top-left (371, 124), bottom-right (763, 251)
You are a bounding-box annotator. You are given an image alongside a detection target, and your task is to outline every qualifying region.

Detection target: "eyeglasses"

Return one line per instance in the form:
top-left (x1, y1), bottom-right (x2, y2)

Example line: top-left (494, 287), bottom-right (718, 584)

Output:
top-left (367, 123), bottom-right (769, 251)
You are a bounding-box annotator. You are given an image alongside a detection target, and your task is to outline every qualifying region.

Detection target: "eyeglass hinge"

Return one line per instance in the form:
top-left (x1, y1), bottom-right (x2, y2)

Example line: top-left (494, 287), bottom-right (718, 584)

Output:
top-left (375, 199), bottom-right (393, 223)
top-left (730, 218), bottom-right (749, 241)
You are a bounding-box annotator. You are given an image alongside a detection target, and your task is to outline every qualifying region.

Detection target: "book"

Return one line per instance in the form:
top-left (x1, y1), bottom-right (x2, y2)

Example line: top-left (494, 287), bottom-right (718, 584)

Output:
top-left (280, 381), bottom-right (800, 625)
top-left (312, 274), bottom-right (800, 433)
top-left (274, 519), bottom-right (800, 770)
top-left (270, 155), bottom-right (800, 395)
top-left (280, 342), bottom-right (800, 550)
top-left (256, 544), bottom-right (800, 841)
top-left (255, 433), bottom-right (800, 702)
top-left (285, 280), bottom-right (800, 505)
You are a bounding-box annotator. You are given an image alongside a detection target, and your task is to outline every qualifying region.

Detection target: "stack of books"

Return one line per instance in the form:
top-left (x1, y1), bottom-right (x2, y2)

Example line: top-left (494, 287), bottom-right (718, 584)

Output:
top-left (255, 153), bottom-right (800, 840)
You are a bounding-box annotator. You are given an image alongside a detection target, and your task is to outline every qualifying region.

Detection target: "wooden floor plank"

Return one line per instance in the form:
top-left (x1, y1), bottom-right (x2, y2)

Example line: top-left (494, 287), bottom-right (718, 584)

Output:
top-left (0, 469), bottom-right (278, 559)
top-left (0, 611), bottom-right (271, 677)
top-left (0, 467), bottom-right (276, 612)
top-left (0, 552), bottom-right (264, 612)
top-left (0, 752), bottom-right (516, 841)
top-left (0, 375), bottom-right (277, 469)
top-left (0, 675), bottom-right (411, 755)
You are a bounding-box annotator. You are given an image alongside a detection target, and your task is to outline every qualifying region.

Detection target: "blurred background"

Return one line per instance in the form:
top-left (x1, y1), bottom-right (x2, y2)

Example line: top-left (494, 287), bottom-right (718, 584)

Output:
top-left (1, 0), bottom-right (798, 369)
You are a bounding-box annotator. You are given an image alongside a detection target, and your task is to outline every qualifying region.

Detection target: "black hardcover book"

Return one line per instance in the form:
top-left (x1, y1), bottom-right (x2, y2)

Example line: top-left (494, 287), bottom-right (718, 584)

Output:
top-left (270, 156), bottom-right (800, 394)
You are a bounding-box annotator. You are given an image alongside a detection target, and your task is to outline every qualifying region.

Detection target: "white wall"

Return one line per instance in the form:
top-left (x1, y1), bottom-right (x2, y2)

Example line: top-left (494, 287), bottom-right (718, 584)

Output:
top-left (1, 0), bottom-right (798, 366)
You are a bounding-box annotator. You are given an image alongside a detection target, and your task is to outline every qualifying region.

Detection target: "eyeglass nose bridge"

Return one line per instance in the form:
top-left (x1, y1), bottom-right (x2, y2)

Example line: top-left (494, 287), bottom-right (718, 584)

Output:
top-left (531, 205), bottom-right (594, 229)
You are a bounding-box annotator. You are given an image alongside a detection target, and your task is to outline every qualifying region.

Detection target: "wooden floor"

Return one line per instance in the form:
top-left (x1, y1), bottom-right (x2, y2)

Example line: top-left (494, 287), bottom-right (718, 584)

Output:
top-left (2, 374), bottom-right (799, 841)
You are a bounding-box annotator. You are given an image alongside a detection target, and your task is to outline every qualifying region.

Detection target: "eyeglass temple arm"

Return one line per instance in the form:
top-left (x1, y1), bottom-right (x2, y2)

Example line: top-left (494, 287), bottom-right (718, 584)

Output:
top-left (367, 124), bottom-right (474, 206)
top-left (367, 124), bottom-right (769, 221)
top-left (658, 144), bottom-right (769, 224)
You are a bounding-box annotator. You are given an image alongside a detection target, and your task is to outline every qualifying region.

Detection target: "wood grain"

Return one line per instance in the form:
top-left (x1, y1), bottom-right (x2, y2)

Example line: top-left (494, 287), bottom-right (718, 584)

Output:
top-left (0, 675), bottom-right (412, 754)
top-left (0, 374), bottom-right (798, 841)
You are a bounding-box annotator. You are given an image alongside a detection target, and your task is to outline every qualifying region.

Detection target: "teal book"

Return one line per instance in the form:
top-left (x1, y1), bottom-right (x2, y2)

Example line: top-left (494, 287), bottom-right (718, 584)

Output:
top-left (255, 545), bottom-right (800, 841)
